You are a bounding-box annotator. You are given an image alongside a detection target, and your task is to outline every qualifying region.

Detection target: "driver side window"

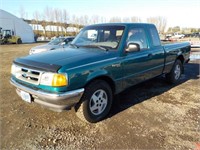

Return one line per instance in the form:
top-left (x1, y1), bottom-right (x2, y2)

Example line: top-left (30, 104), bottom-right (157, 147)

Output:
top-left (127, 28), bottom-right (148, 50)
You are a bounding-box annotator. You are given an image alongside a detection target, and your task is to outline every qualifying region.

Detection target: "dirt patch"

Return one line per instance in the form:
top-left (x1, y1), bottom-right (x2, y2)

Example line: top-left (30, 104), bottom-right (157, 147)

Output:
top-left (0, 44), bottom-right (200, 149)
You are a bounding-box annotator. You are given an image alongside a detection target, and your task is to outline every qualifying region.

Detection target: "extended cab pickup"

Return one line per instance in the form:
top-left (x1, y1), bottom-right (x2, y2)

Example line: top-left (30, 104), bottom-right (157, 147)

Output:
top-left (10, 23), bottom-right (190, 123)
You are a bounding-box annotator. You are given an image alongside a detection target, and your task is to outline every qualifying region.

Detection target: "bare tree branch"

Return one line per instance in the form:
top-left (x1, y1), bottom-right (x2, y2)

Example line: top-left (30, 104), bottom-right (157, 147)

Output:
top-left (147, 16), bottom-right (167, 33)
top-left (19, 6), bottom-right (25, 19)
top-left (109, 17), bottom-right (122, 23)
top-left (130, 16), bottom-right (141, 23)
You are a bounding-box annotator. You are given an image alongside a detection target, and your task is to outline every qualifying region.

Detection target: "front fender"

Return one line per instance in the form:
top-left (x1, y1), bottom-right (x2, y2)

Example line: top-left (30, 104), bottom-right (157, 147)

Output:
top-left (86, 70), bottom-right (108, 83)
top-left (65, 67), bottom-right (112, 91)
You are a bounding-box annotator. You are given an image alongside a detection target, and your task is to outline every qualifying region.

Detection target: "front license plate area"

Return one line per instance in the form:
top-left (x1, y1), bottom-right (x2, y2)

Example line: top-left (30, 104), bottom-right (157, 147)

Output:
top-left (20, 90), bottom-right (31, 103)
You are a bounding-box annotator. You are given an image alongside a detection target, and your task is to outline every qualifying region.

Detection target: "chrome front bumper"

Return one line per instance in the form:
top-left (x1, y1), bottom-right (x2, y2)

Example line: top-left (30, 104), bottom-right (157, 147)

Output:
top-left (10, 78), bottom-right (84, 112)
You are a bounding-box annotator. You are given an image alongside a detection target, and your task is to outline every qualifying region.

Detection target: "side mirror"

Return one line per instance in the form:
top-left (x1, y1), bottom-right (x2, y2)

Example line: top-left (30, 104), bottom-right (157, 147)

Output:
top-left (126, 43), bottom-right (140, 53)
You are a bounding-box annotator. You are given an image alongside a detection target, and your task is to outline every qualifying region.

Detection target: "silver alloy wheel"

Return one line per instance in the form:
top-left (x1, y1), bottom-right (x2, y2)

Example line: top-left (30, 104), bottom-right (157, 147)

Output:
top-left (89, 89), bottom-right (108, 115)
top-left (174, 64), bottom-right (181, 80)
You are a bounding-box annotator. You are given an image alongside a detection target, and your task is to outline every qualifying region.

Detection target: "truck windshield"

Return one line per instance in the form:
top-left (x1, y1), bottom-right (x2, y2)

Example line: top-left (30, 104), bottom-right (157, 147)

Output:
top-left (71, 25), bottom-right (125, 50)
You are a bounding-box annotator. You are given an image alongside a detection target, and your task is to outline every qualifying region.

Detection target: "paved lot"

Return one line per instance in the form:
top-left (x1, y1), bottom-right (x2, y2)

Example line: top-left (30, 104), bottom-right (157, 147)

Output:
top-left (0, 43), bottom-right (200, 149)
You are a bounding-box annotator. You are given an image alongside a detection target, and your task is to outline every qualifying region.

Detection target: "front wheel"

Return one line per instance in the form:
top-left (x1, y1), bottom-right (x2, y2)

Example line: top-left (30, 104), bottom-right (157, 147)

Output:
top-left (75, 80), bottom-right (113, 123)
top-left (166, 59), bottom-right (183, 84)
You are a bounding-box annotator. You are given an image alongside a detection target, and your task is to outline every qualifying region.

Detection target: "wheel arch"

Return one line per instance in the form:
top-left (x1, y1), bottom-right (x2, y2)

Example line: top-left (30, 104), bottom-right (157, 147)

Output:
top-left (177, 55), bottom-right (184, 64)
top-left (176, 54), bottom-right (184, 73)
top-left (85, 75), bottom-right (116, 95)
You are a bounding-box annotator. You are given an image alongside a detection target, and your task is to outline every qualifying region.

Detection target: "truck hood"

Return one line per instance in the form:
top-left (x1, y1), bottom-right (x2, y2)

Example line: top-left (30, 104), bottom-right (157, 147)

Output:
top-left (14, 47), bottom-right (117, 72)
top-left (30, 44), bottom-right (61, 55)
top-left (32, 44), bottom-right (60, 50)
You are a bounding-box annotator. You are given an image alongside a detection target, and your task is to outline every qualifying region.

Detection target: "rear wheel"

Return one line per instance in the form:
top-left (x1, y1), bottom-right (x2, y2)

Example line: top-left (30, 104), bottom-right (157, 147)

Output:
top-left (166, 59), bottom-right (183, 84)
top-left (17, 38), bottom-right (22, 44)
top-left (75, 80), bottom-right (113, 123)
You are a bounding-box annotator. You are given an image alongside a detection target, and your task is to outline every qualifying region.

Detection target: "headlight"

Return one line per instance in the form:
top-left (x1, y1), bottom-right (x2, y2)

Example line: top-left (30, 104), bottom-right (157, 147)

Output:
top-left (40, 73), bottom-right (68, 87)
top-left (11, 64), bottom-right (20, 76)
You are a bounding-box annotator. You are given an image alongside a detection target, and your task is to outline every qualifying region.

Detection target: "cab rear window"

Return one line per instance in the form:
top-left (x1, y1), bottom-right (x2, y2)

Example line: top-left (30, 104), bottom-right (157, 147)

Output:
top-left (149, 27), bottom-right (161, 46)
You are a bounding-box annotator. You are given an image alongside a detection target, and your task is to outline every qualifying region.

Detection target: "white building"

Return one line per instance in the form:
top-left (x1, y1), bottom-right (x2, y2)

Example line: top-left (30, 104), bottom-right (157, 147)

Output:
top-left (0, 9), bottom-right (35, 43)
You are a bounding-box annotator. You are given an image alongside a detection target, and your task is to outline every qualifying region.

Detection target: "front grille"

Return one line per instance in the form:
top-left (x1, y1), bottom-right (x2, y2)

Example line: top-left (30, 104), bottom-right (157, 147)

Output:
top-left (15, 66), bottom-right (43, 85)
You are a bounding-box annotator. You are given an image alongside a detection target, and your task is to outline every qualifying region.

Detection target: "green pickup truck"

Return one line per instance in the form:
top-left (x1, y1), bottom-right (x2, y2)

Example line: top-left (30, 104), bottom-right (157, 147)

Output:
top-left (10, 23), bottom-right (190, 123)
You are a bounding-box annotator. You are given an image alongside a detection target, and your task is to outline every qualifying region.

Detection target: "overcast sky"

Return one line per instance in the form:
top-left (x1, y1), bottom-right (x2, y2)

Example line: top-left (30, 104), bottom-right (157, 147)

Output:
top-left (1, 0), bottom-right (200, 28)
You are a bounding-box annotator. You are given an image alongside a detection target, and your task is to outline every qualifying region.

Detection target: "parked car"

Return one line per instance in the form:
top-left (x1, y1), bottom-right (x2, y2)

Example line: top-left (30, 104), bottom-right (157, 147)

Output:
top-left (29, 36), bottom-right (75, 55)
top-left (10, 23), bottom-right (190, 123)
top-left (191, 32), bottom-right (200, 38)
top-left (173, 32), bottom-right (185, 39)
top-left (166, 32), bottom-right (185, 40)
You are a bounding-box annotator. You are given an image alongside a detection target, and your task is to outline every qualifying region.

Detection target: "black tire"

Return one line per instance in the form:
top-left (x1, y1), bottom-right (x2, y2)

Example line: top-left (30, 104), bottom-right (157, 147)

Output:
top-left (75, 80), bottom-right (113, 123)
top-left (17, 38), bottom-right (22, 44)
top-left (166, 59), bottom-right (183, 84)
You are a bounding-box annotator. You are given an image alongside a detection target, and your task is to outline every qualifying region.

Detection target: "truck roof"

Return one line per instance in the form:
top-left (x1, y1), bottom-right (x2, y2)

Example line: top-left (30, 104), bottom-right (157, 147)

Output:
top-left (86, 23), bottom-right (156, 28)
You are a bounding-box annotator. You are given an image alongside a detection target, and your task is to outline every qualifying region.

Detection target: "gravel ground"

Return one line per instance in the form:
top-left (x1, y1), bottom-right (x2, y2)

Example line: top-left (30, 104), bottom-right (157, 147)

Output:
top-left (0, 43), bottom-right (200, 150)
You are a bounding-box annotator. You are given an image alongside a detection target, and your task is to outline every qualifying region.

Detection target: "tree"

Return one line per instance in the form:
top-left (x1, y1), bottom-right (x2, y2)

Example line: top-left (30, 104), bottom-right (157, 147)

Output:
top-left (146, 16), bottom-right (167, 33)
top-left (130, 16), bottom-right (141, 23)
top-left (172, 26), bottom-right (181, 32)
top-left (41, 20), bottom-right (48, 39)
top-left (81, 15), bottom-right (89, 25)
top-left (167, 27), bottom-right (173, 33)
top-left (53, 8), bottom-right (62, 36)
top-left (33, 11), bottom-right (41, 35)
top-left (191, 28), bottom-right (197, 33)
top-left (122, 17), bottom-right (130, 23)
top-left (90, 15), bottom-right (100, 24)
top-left (61, 9), bottom-right (69, 36)
top-left (71, 15), bottom-right (81, 34)
top-left (19, 6), bottom-right (25, 19)
top-left (109, 17), bottom-right (122, 23)
top-left (43, 7), bottom-right (54, 37)
top-left (99, 16), bottom-right (106, 24)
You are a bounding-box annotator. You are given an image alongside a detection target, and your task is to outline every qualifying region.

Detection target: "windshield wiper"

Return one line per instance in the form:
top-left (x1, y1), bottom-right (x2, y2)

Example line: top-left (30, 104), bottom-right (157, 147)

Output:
top-left (70, 43), bottom-right (79, 48)
top-left (81, 45), bottom-right (111, 51)
top-left (96, 45), bottom-right (109, 51)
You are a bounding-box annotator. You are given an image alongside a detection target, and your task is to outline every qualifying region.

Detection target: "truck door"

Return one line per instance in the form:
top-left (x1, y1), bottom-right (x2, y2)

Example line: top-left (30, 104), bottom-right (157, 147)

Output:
top-left (122, 26), bottom-right (165, 89)
top-left (145, 25), bottom-right (165, 78)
